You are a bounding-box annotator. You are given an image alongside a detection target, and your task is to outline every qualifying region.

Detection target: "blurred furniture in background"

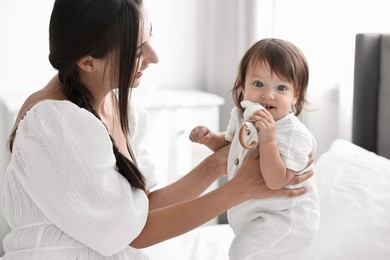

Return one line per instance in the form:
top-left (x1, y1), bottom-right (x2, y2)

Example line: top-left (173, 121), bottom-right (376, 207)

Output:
top-left (131, 89), bottom-right (225, 189)
top-left (352, 33), bottom-right (390, 159)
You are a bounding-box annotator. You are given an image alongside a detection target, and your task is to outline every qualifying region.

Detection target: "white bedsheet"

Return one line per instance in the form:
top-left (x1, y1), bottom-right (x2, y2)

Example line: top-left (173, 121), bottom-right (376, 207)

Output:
top-left (143, 224), bottom-right (234, 260)
top-left (302, 139), bottom-right (390, 260)
top-left (144, 139), bottom-right (390, 260)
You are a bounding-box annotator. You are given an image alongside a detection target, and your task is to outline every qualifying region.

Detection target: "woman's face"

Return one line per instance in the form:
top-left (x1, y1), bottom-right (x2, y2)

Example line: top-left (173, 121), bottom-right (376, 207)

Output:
top-left (132, 6), bottom-right (159, 88)
top-left (89, 6), bottom-right (158, 92)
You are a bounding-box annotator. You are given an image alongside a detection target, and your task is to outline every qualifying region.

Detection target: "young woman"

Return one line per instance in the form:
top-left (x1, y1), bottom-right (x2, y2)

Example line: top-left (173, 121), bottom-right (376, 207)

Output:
top-left (2, 1), bottom-right (313, 259)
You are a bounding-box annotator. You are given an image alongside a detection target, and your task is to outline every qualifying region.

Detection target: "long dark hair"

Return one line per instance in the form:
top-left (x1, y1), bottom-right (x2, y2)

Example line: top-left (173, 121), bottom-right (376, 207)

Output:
top-left (48, 0), bottom-right (146, 190)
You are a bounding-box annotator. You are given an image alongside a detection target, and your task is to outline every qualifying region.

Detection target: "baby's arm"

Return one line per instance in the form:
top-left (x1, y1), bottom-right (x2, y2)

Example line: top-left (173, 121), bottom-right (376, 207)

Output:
top-left (189, 126), bottom-right (229, 152)
top-left (252, 110), bottom-right (295, 190)
top-left (259, 141), bottom-right (295, 190)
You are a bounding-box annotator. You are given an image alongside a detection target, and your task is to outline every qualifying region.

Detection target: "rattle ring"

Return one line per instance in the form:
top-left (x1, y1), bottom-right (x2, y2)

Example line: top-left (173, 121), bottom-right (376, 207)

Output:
top-left (239, 122), bottom-right (258, 149)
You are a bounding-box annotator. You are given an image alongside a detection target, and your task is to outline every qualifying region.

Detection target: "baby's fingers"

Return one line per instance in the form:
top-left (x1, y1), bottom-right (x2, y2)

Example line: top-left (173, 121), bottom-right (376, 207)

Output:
top-left (201, 133), bottom-right (213, 144)
top-left (189, 127), bottom-right (204, 142)
top-left (189, 126), bottom-right (211, 144)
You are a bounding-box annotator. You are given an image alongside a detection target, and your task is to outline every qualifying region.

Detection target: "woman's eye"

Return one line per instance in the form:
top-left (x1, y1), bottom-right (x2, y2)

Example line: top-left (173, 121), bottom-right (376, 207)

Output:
top-left (136, 48), bottom-right (143, 57)
top-left (136, 41), bottom-right (148, 57)
top-left (254, 81), bottom-right (264, 88)
top-left (276, 85), bottom-right (286, 91)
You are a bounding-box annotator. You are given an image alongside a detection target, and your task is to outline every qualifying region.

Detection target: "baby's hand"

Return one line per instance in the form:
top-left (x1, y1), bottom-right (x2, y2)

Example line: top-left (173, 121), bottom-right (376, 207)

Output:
top-left (189, 126), bottom-right (213, 144)
top-left (250, 109), bottom-right (276, 143)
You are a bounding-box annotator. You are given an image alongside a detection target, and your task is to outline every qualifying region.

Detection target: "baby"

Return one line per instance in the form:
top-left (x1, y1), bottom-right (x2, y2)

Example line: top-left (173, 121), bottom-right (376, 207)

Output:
top-left (190, 38), bottom-right (319, 260)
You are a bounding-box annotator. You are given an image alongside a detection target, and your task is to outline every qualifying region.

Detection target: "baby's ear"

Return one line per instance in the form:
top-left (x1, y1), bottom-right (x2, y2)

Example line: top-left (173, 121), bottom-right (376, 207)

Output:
top-left (292, 96), bottom-right (298, 105)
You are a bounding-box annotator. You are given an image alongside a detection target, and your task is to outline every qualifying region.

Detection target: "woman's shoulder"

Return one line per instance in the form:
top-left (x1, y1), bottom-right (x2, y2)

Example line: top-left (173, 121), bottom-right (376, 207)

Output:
top-left (13, 99), bottom-right (110, 157)
top-left (15, 76), bottom-right (70, 119)
top-left (8, 77), bottom-right (99, 151)
top-left (28, 99), bottom-right (82, 112)
top-left (22, 100), bottom-right (95, 125)
top-left (21, 101), bottom-right (107, 146)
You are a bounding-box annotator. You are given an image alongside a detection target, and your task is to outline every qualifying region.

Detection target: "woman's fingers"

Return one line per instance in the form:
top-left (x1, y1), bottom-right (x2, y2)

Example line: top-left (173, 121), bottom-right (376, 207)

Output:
top-left (277, 187), bottom-right (307, 198)
top-left (289, 170), bottom-right (314, 185)
top-left (307, 154), bottom-right (314, 167)
top-left (249, 144), bottom-right (260, 159)
top-left (233, 144), bottom-right (311, 200)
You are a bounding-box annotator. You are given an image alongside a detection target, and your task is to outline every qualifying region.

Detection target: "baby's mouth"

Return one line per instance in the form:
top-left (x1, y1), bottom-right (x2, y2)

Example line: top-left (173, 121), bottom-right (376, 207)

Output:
top-left (262, 104), bottom-right (275, 109)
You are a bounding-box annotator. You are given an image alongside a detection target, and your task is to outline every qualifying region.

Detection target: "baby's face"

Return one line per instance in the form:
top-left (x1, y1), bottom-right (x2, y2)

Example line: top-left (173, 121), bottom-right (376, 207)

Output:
top-left (243, 61), bottom-right (297, 121)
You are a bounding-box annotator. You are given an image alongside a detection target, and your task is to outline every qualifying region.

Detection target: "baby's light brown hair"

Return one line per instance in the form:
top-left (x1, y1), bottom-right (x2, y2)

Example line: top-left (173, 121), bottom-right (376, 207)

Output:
top-left (232, 38), bottom-right (309, 116)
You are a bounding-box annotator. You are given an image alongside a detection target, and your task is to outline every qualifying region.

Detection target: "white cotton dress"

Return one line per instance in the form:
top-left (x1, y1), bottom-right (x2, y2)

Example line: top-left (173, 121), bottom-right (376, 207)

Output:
top-left (1, 100), bottom-right (157, 260)
top-left (225, 107), bottom-right (320, 260)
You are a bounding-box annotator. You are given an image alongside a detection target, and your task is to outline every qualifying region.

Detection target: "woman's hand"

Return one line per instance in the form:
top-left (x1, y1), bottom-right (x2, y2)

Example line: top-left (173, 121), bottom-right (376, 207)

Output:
top-left (135, 147), bottom-right (313, 248)
top-left (204, 144), bottom-right (230, 178)
top-left (287, 154), bottom-right (314, 186)
top-left (231, 147), bottom-right (311, 200)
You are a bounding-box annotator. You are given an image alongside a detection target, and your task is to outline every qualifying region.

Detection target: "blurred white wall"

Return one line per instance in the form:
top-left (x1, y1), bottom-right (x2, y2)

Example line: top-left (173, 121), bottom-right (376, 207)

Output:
top-left (0, 0), bottom-right (57, 97)
top-left (143, 0), bottom-right (390, 157)
top-left (271, 0), bottom-right (390, 155)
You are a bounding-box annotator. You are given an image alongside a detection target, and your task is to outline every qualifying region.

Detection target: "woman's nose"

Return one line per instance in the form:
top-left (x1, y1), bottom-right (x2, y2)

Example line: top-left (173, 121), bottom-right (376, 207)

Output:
top-left (143, 42), bottom-right (159, 64)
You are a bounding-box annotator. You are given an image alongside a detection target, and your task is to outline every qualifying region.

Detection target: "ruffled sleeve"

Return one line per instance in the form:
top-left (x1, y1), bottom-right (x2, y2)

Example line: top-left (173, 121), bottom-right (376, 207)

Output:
top-left (12, 100), bottom-right (149, 256)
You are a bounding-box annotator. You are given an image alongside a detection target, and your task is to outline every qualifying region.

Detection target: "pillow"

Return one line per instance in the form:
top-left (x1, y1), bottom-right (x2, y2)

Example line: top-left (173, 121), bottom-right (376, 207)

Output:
top-left (302, 139), bottom-right (390, 260)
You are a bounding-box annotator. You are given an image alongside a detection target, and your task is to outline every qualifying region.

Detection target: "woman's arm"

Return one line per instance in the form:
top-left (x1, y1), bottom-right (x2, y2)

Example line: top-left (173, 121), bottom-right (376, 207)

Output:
top-left (132, 178), bottom-right (246, 248)
top-left (148, 144), bottom-right (229, 210)
top-left (131, 147), bottom-right (310, 248)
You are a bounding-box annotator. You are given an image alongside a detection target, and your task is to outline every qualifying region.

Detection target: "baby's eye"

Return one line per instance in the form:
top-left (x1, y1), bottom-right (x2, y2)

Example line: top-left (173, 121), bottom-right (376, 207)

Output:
top-left (254, 81), bottom-right (264, 88)
top-left (276, 85), bottom-right (287, 91)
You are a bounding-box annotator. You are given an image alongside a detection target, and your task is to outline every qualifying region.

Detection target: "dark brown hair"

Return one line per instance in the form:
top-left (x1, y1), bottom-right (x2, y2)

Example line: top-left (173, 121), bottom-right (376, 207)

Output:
top-left (48, 0), bottom-right (146, 190)
top-left (232, 38), bottom-right (309, 116)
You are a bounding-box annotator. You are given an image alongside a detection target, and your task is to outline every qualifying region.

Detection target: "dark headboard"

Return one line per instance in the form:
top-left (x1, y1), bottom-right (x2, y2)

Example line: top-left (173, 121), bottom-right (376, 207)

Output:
top-left (352, 33), bottom-right (390, 159)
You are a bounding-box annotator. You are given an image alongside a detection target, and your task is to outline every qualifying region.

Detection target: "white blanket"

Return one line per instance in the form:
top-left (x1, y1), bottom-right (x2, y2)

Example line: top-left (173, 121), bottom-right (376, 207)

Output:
top-left (302, 139), bottom-right (390, 260)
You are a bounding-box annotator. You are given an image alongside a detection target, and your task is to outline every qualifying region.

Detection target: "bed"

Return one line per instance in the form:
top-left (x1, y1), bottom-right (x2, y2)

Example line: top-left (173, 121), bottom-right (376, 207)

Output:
top-left (143, 33), bottom-right (390, 260)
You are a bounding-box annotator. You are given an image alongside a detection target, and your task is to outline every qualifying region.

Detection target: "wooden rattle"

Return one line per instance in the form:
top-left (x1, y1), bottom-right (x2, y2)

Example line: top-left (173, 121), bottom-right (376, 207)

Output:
top-left (239, 122), bottom-right (258, 149)
top-left (238, 100), bottom-right (265, 149)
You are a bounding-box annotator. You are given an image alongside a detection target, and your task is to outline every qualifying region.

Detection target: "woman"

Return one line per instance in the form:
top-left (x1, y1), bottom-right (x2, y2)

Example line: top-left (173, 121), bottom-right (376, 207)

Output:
top-left (1, 0), bottom-right (313, 259)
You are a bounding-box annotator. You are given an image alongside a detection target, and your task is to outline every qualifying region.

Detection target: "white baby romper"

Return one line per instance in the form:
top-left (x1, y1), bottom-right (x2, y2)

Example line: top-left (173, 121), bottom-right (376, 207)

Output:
top-left (225, 107), bottom-right (320, 260)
